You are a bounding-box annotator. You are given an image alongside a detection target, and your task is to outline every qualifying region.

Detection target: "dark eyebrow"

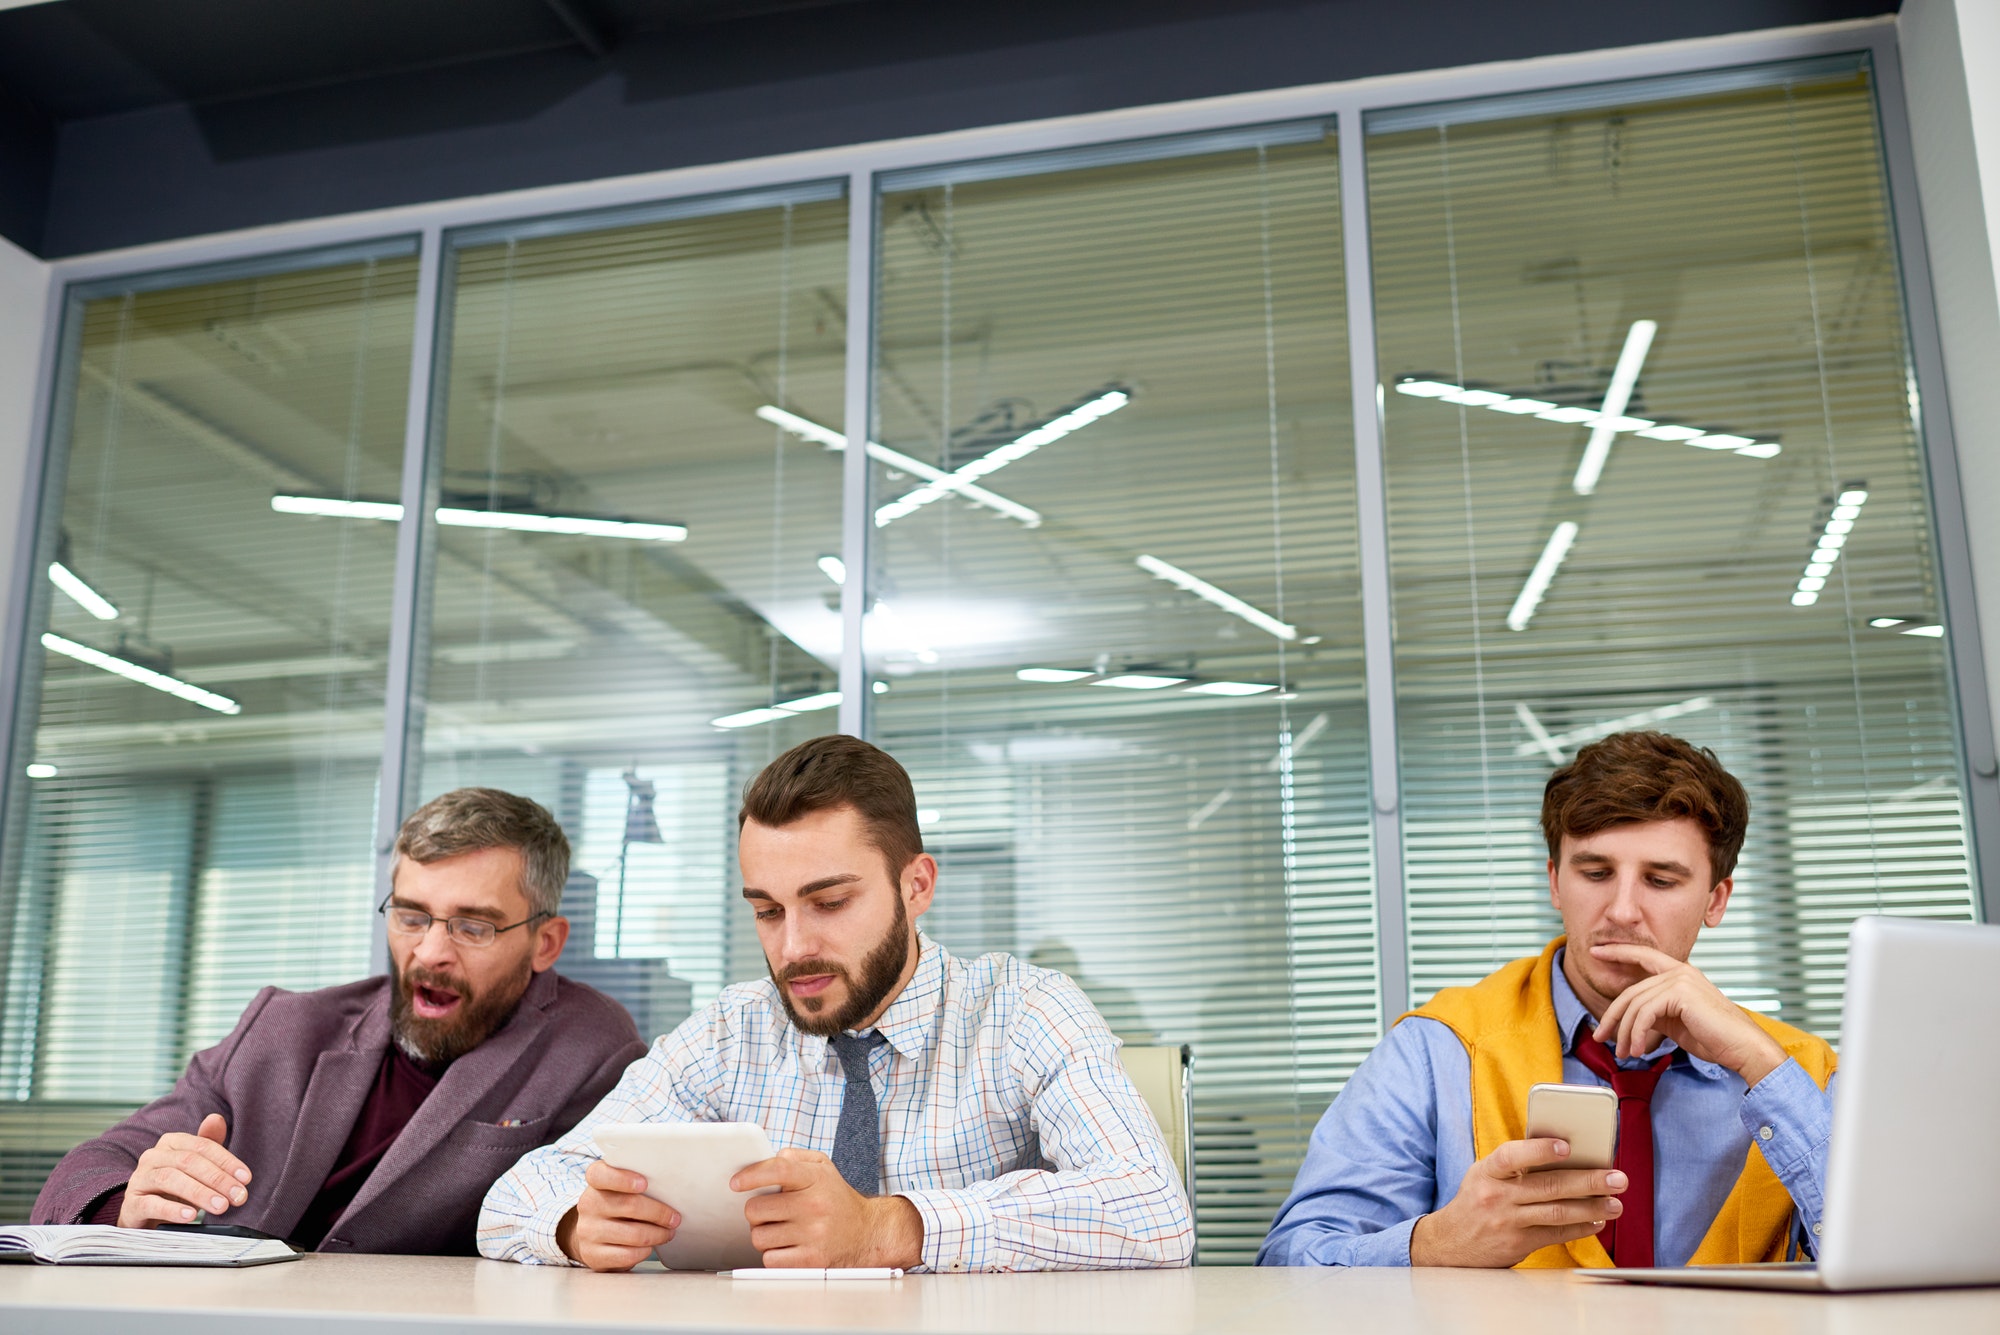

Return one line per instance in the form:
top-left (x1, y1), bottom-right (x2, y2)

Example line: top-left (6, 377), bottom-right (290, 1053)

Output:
top-left (740, 873), bottom-right (863, 903)
top-left (1641, 860), bottom-right (1694, 877)
top-left (390, 896), bottom-right (508, 923)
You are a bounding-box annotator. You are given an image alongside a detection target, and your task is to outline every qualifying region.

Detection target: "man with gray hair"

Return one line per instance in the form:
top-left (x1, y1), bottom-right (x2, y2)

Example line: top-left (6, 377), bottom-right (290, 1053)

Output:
top-left (34, 788), bottom-right (646, 1255)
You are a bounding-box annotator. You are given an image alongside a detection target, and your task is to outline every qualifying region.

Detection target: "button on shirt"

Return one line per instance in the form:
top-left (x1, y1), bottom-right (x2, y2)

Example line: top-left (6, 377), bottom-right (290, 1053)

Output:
top-left (478, 936), bottom-right (1192, 1272)
top-left (1257, 949), bottom-right (1835, 1267)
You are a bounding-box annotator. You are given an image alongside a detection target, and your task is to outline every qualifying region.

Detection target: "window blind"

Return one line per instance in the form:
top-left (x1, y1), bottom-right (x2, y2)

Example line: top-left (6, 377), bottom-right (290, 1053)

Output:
top-left (1368, 61), bottom-right (1978, 1035)
top-left (868, 130), bottom-right (1379, 1264)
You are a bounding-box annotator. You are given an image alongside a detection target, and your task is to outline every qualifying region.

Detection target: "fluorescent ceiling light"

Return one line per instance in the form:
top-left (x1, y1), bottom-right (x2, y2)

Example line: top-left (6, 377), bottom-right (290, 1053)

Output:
top-left (918, 808), bottom-right (941, 827)
top-left (1573, 320), bottom-right (1657, 496)
top-left (1017, 668), bottom-right (1093, 682)
top-left (710, 689), bottom-right (842, 729)
top-left (42, 632), bottom-right (241, 715)
top-left (1185, 681), bottom-right (1278, 696)
top-left (872, 389), bottom-right (1128, 528)
top-left (1136, 554), bottom-right (1297, 641)
top-left (1093, 674), bottom-right (1186, 690)
top-left (1506, 522), bottom-right (1579, 632)
top-left (272, 496), bottom-right (686, 541)
top-left (1511, 695), bottom-right (1715, 758)
top-left (757, 405), bottom-right (1043, 528)
top-left (1395, 374), bottom-right (1779, 463)
top-left (24, 763), bottom-right (56, 779)
top-left (1869, 617), bottom-right (1907, 629)
top-left (1792, 487), bottom-right (1867, 607)
top-left (1903, 624), bottom-right (1944, 638)
top-left (818, 555), bottom-right (846, 585)
top-left (48, 562), bottom-right (118, 621)
top-left (1513, 701), bottom-right (1565, 765)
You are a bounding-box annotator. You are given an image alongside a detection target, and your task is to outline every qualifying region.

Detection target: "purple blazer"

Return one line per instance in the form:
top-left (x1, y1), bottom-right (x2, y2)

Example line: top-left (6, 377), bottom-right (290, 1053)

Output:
top-left (32, 968), bottom-right (647, 1255)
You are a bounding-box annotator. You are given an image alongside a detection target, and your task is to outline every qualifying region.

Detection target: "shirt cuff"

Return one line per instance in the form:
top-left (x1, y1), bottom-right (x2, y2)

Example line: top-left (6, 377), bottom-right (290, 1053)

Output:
top-left (1298, 1215), bottom-right (1420, 1268)
top-left (897, 1188), bottom-right (992, 1273)
top-left (1740, 1056), bottom-right (1834, 1244)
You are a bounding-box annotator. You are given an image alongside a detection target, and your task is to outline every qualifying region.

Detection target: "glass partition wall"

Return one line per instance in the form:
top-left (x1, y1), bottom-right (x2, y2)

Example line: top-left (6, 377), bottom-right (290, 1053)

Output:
top-left (1371, 58), bottom-right (1979, 1039)
top-left (0, 38), bottom-right (1986, 1244)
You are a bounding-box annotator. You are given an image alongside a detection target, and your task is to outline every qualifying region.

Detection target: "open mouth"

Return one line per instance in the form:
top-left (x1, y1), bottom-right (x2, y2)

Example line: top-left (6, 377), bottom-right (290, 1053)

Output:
top-left (412, 983), bottom-right (463, 1019)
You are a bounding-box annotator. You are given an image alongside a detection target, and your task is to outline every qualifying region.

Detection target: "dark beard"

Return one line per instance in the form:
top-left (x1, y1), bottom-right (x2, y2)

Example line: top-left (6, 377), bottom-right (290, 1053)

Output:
top-left (390, 955), bottom-right (532, 1065)
top-left (771, 894), bottom-right (911, 1038)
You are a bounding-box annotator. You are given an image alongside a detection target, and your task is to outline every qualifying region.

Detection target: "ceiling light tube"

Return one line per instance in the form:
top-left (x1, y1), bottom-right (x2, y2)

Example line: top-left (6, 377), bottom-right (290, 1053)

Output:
top-left (817, 555), bottom-right (846, 585)
top-left (1093, 674), bottom-right (1187, 690)
top-left (273, 496), bottom-right (685, 541)
top-left (873, 389), bottom-right (1128, 528)
top-left (1572, 319), bottom-right (1657, 495)
top-left (42, 632), bottom-right (241, 715)
top-left (1398, 381), bottom-right (1779, 462)
top-left (1506, 522), bottom-right (1579, 632)
top-left (1792, 487), bottom-right (1867, 607)
top-left (1017, 668), bottom-right (1093, 682)
top-left (757, 406), bottom-right (1043, 528)
top-left (1136, 554), bottom-right (1297, 641)
top-left (1185, 681), bottom-right (1278, 696)
top-left (49, 562), bottom-right (119, 620)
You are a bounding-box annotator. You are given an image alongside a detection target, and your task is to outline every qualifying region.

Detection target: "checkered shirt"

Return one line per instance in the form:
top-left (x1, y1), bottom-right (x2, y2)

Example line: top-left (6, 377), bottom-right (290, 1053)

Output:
top-left (478, 935), bottom-right (1194, 1271)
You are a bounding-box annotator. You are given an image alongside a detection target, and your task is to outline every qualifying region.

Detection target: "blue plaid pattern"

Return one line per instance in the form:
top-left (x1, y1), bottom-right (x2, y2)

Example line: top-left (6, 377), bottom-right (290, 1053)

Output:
top-left (478, 935), bottom-right (1193, 1271)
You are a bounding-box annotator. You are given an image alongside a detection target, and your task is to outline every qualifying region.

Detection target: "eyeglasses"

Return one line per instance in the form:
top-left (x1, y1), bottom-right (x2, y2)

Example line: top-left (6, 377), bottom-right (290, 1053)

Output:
top-left (377, 896), bottom-right (550, 948)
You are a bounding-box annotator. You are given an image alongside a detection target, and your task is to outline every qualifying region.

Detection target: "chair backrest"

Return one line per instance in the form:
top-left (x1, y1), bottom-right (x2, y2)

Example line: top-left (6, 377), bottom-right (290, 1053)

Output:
top-left (1118, 1043), bottom-right (1194, 1207)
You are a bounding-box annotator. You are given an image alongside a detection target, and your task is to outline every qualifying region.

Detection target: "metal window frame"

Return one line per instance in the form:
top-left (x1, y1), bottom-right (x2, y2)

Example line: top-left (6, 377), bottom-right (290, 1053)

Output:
top-left (2, 15), bottom-right (1986, 1045)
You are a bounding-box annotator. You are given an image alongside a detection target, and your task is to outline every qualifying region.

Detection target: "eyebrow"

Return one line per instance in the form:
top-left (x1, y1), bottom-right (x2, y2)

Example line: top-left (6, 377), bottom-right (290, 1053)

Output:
top-left (740, 873), bottom-right (863, 902)
top-left (1566, 853), bottom-right (1694, 877)
top-left (390, 896), bottom-right (509, 922)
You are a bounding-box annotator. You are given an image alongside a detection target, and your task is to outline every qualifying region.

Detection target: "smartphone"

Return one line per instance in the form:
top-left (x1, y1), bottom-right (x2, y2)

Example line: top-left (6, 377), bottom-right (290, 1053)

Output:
top-left (1525, 1082), bottom-right (1617, 1170)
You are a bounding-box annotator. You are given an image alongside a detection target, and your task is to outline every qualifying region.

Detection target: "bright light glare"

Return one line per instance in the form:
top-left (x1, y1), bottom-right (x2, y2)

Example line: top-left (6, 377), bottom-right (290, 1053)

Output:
top-left (1093, 675), bottom-right (1187, 690)
top-left (1398, 370), bottom-right (1781, 464)
top-left (1394, 380), bottom-right (1461, 398)
top-left (24, 763), bottom-right (56, 779)
top-left (42, 632), bottom-right (241, 715)
top-left (1573, 319), bottom-right (1657, 496)
top-left (1869, 617), bottom-right (1907, 628)
top-left (1903, 624), bottom-right (1944, 638)
top-left (918, 809), bottom-right (942, 828)
top-left (1136, 554), bottom-right (1296, 641)
top-left (1185, 681), bottom-right (1278, 696)
top-left (1839, 489), bottom-right (1870, 506)
top-left (1490, 398), bottom-right (1556, 415)
top-left (1793, 487), bottom-right (1867, 607)
top-left (873, 389), bottom-right (1128, 528)
top-left (1017, 668), bottom-right (1093, 683)
top-left (1637, 424), bottom-right (1704, 441)
top-left (48, 562), bottom-right (118, 620)
top-left (273, 495), bottom-right (404, 521)
top-left (778, 691), bottom-right (841, 713)
top-left (818, 555), bottom-right (846, 585)
top-left (711, 707), bottom-right (792, 729)
top-left (1506, 522), bottom-right (1579, 632)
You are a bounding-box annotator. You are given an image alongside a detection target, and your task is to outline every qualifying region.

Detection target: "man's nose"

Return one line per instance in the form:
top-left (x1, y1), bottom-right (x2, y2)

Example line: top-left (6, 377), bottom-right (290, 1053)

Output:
top-left (1606, 874), bottom-right (1647, 921)
top-left (412, 920), bottom-right (461, 968)
top-left (775, 912), bottom-right (822, 963)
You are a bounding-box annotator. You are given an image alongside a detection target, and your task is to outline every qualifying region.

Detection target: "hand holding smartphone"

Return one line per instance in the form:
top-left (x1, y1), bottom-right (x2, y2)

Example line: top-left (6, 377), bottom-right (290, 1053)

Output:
top-left (1525, 1083), bottom-right (1617, 1169)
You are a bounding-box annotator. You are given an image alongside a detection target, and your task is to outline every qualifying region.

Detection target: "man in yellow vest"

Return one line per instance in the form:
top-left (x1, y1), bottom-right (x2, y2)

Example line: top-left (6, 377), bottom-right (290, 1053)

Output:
top-left (1259, 731), bottom-right (1836, 1269)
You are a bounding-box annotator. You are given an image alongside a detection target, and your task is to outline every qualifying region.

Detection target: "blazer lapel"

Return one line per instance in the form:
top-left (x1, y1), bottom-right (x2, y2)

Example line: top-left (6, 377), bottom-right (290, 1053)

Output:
top-left (260, 985), bottom-right (391, 1235)
top-left (337, 970), bottom-right (557, 1225)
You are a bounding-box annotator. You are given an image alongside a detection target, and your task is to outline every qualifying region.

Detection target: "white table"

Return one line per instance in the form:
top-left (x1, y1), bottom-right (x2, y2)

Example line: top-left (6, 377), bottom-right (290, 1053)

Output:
top-left (2, 1254), bottom-right (1997, 1334)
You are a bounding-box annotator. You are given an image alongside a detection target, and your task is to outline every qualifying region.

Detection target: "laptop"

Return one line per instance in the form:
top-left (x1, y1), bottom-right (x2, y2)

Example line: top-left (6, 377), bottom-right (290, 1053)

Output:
top-left (1580, 914), bottom-right (2000, 1292)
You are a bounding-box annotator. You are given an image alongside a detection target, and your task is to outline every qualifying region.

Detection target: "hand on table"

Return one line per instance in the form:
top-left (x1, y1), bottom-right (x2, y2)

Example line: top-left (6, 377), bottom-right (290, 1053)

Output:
top-left (1589, 943), bottom-right (1787, 1086)
top-left (732, 1149), bottom-right (923, 1269)
top-left (1409, 1138), bottom-right (1625, 1268)
top-left (116, 1113), bottom-right (252, 1229)
top-left (557, 1161), bottom-right (683, 1272)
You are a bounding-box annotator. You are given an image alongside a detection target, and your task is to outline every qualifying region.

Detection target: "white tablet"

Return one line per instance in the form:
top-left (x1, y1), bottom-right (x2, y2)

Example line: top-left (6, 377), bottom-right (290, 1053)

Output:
top-left (591, 1122), bottom-right (778, 1271)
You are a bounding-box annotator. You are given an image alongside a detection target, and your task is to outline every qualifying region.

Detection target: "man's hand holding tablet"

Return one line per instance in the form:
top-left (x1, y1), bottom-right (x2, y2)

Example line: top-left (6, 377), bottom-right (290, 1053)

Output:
top-left (732, 1149), bottom-right (921, 1269)
top-left (557, 1159), bottom-right (685, 1272)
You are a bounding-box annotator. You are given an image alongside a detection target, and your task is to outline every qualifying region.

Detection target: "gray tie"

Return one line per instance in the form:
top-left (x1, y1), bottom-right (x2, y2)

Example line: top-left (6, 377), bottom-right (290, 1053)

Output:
top-left (830, 1031), bottom-right (887, 1195)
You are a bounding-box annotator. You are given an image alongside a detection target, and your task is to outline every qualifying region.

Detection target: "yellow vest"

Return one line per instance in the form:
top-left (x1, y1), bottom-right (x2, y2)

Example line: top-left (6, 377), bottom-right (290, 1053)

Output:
top-left (1404, 937), bottom-right (1837, 1269)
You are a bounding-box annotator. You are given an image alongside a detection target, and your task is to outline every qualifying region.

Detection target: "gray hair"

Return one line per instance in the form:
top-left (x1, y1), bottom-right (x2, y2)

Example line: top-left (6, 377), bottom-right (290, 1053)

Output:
top-left (394, 787), bottom-right (569, 917)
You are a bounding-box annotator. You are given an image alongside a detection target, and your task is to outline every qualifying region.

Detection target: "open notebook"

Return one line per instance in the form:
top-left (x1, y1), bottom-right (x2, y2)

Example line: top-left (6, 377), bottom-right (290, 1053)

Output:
top-left (0, 1225), bottom-right (299, 1267)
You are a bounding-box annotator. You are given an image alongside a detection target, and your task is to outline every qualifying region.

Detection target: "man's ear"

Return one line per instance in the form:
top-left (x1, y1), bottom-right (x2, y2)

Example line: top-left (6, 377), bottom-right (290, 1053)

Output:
top-left (531, 915), bottom-right (570, 972)
top-left (1546, 858), bottom-right (1560, 912)
top-left (1703, 876), bottom-right (1735, 930)
top-left (903, 853), bottom-right (938, 920)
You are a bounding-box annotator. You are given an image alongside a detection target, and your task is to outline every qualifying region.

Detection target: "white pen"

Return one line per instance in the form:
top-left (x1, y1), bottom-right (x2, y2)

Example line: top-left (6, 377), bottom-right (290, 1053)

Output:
top-left (724, 1268), bottom-right (904, 1280)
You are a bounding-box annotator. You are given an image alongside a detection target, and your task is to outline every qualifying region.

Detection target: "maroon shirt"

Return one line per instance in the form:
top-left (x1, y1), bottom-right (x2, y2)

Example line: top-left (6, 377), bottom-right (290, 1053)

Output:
top-left (90, 1046), bottom-right (443, 1246)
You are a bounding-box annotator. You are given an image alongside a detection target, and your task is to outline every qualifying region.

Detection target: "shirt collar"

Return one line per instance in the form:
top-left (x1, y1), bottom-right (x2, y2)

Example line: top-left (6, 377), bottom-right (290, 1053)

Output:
top-left (865, 932), bottom-right (945, 1063)
top-left (1551, 946), bottom-right (1728, 1078)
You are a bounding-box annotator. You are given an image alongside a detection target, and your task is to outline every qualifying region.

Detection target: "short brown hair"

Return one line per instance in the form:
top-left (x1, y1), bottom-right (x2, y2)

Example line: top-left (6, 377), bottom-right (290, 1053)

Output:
top-left (739, 735), bottom-right (923, 882)
top-left (395, 787), bottom-right (570, 916)
top-left (1541, 731), bottom-right (1749, 882)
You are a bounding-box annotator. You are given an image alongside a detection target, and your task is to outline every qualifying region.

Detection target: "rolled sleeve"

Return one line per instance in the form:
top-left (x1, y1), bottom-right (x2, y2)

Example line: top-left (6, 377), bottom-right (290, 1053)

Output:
top-left (1739, 1059), bottom-right (1836, 1255)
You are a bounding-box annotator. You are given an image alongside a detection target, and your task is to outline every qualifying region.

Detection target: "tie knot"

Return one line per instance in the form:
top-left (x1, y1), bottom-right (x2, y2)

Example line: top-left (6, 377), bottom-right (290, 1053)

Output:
top-left (831, 1031), bottom-right (885, 1080)
top-left (1573, 1023), bottom-right (1672, 1099)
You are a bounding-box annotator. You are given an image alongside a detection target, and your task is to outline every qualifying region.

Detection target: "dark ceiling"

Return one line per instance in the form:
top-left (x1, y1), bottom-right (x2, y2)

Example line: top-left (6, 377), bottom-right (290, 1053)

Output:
top-left (0, 0), bottom-right (1899, 258)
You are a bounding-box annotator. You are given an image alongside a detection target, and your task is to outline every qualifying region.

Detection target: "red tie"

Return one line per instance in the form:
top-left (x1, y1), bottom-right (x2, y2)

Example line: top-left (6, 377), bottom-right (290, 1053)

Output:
top-left (1572, 1028), bottom-right (1673, 1267)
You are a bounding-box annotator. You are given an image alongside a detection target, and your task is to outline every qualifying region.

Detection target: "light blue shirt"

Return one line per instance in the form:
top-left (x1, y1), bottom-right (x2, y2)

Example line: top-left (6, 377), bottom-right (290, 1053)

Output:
top-left (1258, 949), bottom-right (1835, 1267)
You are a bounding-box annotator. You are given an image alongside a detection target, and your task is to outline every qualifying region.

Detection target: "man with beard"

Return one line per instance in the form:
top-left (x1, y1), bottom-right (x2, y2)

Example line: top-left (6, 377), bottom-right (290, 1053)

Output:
top-left (33, 788), bottom-right (646, 1254)
top-left (1258, 731), bottom-right (1838, 1271)
top-left (480, 735), bottom-right (1192, 1272)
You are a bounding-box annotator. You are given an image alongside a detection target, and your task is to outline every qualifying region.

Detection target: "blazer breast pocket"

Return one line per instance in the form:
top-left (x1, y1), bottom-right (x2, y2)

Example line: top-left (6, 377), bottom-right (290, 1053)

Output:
top-left (446, 1113), bottom-right (556, 1153)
